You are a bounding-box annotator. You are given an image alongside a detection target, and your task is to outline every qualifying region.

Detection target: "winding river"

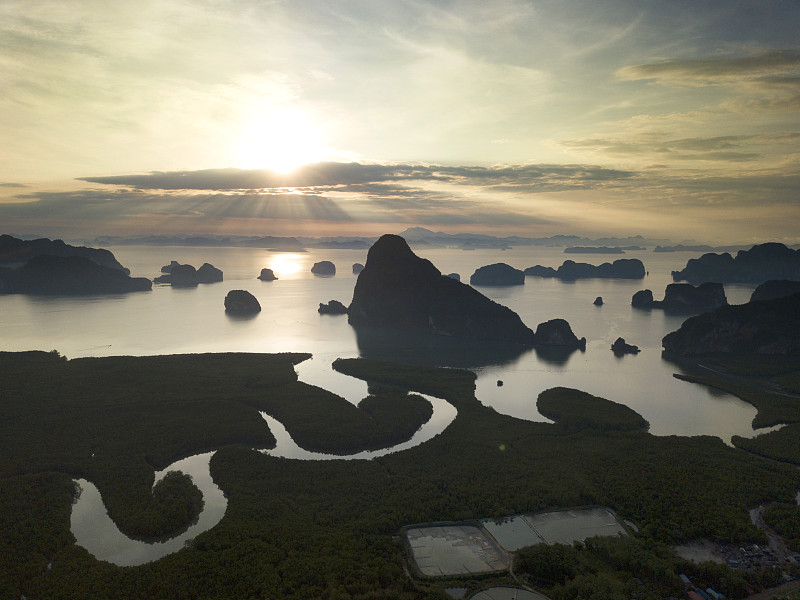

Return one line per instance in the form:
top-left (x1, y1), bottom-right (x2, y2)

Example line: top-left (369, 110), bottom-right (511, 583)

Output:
top-left (69, 355), bottom-right (458, 566)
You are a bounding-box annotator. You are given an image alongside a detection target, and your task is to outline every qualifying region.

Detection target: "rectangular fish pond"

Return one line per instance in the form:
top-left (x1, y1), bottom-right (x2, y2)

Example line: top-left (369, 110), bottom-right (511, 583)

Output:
top-left (405, 524), bottom-right (509, 577)
top-left (406, 507), bottom-right (629, 576)
top-left (483, 507), bottom-right (628, 551)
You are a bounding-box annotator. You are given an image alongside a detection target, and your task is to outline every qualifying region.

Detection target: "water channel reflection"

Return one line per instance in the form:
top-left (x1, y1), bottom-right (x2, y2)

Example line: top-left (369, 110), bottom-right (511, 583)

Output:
top-left (69, 356), bottom-right (457, 566)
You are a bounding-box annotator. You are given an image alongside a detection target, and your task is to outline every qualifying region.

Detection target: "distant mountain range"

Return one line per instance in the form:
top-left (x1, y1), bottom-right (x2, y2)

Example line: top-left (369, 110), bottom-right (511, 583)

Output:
top-left (26, 228), bottom-right (794, 252)
top-left (82, 228), bottom-right (676, 251)
top-left (396, 228), bottom-right (672, 250)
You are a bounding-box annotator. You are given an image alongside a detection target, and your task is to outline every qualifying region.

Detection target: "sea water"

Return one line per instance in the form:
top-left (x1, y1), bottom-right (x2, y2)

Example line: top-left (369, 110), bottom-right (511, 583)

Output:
top-left (0, 244), bottom-right (762, 440)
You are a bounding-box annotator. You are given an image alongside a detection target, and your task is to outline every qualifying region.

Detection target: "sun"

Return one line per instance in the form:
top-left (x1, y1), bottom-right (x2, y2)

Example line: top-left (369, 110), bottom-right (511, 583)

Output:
top-left (233, 108), bottom-right (326, 174)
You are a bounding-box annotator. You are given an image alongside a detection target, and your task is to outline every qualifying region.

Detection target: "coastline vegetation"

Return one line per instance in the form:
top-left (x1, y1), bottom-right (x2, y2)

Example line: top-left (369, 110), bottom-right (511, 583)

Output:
top-left (732, 424), bottom-right (800, 465)
top-left (1, 351), bottom-right (799, 599)
top-left (536, 387), bottom-right (650, 432)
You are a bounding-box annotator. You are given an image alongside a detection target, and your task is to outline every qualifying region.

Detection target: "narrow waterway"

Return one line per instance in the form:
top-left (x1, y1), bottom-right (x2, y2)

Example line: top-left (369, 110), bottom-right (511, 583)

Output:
top-left (69, 356), bottom-right (458, 566)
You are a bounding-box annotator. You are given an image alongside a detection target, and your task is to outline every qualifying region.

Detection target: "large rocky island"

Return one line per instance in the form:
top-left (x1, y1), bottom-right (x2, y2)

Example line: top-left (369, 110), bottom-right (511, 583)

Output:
top-left (672, 242), bottom-right (800, 284)
top-left (632, 283), bottom-right (728, 314)
top-left (0, 234), bottom-right (151, 295)
top-left (662, 292), bottom-right (800, 356)
top-left (750, 279), bottom-right (800, 302)
top-left (525, 258), bottom-right (645, 280)
top-left (348, 234), bottom-right (535, 345)
top-left (0, 234), bottom-right (129, 272)
top-left (0, 255), bottom-right (152, 295)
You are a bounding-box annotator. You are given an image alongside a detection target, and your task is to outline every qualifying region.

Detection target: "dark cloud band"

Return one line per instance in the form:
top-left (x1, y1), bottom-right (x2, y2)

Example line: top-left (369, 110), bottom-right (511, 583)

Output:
top-left (79, 162), bottom-right (636, 192)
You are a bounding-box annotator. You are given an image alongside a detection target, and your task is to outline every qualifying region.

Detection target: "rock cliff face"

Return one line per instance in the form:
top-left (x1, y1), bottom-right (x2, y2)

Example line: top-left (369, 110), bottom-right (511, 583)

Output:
top-left (469, 263), bottom-right (525, 286)
top-left (532, 319), bottom-right (586, 349)
top-left (169, 264), bottom-right (200, 287)
top-left (0, 235), bottom-right (129, 272)
top-left (631, 289), bottom-right (654, 308)
top-left (672, 243), bottom-right (800, 284)
top-left (662, 293), bottom-right (800, 356)
top-left (524, 265), bottom-right (557, 278)
top-left (525, 258), bottom-right (645, 280)
top-left (161, 260), bottom-right (180, 273)
top-left (197, 263), bottom-right (223, 283)
top-left (348, 234), bottom-right (535, 345)
top-left (632, 283), bottom-right (727, 314)
top-left (0, 267), bottom-right (12, 294)
top-left (0, 255), bottom-right (151, 295)
top-left (657, 282), bottom-right (727, 314)
top-left (750, 280), bottom-right (800, 302)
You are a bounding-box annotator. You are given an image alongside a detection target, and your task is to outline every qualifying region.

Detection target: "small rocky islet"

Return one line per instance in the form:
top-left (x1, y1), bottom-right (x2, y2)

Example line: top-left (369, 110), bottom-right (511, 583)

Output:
top-left (311, 260), bottom-right (336, 276)
top-left (258, 268), bottom-right (278, 281)
top-left (318, 299), bottom-right (348, 315)
top-left (154, 261), bottom-right (223, 287)
top-left (224, 289), bottom-right (261, 314)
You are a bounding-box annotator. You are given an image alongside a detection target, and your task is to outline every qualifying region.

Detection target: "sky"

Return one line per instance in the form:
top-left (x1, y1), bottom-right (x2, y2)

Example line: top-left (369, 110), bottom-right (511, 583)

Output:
top-left (1, 0), bottom-right (799, 243)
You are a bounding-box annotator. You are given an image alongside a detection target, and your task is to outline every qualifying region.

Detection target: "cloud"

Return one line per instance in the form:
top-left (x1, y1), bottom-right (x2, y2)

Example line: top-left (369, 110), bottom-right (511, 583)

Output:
top-left (80, 170), bottom-right (291, 191)
top-left (78, 164), bottom-right (446, 190)
top-left (559, 134), bottom-right (765, 162)
top-left (6, 157), bottom-right (799, 242)
top-left (334, 183), bottom-right (478, 211)
top-left (727, 94), bottom-right (800, 114)
top-left (2, 181), bottom-right (558, 233)
top-left (13, 161), bottom-right (625, 233)
top-left (609, 167), bottom-right (800, 209)
top-left (408, 211), bottom-right (556, 227)
top-left (5, 189), bottom-right (354, 222)
top-left (616, 49), bottom-right (800, 86)
top-left (753, 75), bottom-right (800, 90)
top-left (79, 162), bottom-right (636, 192)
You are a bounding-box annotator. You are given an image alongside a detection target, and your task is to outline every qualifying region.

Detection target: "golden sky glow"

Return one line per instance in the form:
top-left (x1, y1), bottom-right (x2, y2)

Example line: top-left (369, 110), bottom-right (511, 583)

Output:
top-left (1, 1), bottom-right (799, 243)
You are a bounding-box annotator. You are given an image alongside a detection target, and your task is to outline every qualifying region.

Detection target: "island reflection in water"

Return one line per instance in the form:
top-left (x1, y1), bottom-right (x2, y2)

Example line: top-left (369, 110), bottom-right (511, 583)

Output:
top-left (351, 324), bottom-right (537, 369)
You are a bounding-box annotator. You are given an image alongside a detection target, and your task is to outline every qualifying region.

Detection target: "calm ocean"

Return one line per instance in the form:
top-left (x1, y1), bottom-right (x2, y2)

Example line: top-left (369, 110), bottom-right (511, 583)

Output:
top-left (0, 244), bottom-right (762, 441)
